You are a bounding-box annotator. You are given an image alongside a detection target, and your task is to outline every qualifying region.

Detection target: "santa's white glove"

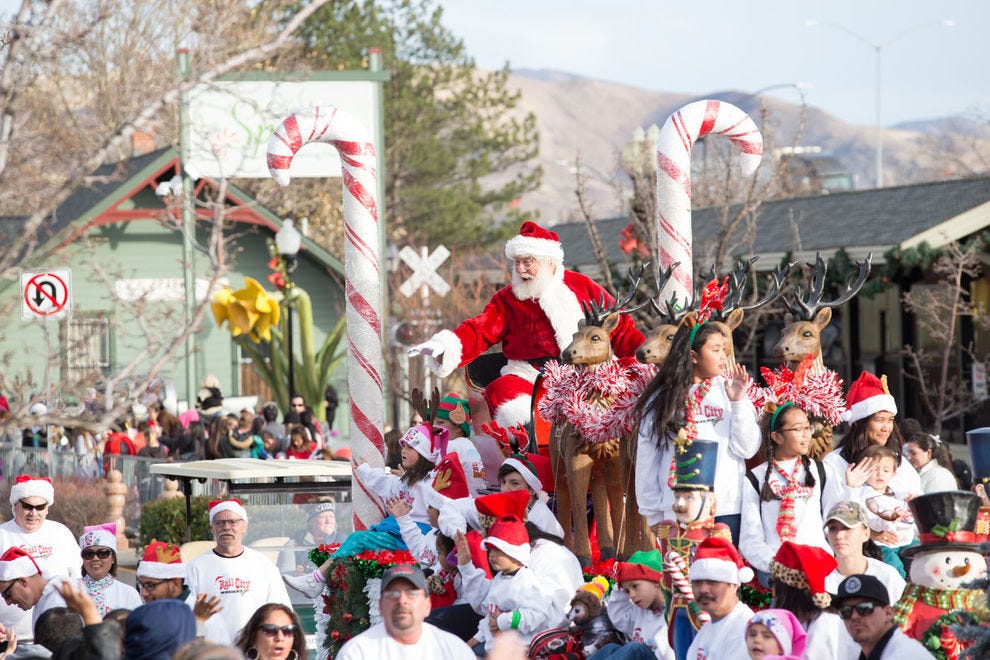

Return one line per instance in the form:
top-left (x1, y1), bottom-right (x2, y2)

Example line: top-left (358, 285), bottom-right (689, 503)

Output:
top-left (407, 339), bottom-right (444, 374)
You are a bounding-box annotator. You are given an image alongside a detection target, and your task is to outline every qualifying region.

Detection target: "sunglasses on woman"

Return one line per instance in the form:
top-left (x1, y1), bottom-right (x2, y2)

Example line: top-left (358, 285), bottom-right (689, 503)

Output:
top-left (82, 548), bottom-right (113, 560)
top-left (838, 601), bottom-right (879, 620)
top-left (259, 624), bottom-right (296, 637)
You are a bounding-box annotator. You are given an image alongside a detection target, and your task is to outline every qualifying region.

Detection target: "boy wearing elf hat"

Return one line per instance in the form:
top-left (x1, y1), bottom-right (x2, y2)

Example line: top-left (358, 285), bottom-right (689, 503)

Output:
top-left (595, 549), bottom-right (675, 659)
top-left (185, 499), bottom-right (292, 645)
top-left (136, 540), bottom-right (188, 602)
top-left (0, 475), bottom-right (81, 648)
top-left (462, 515), bottom-right (555, 654)
top-left (409, 220), bottom-right (644, 428)
top-left (430, 392), bottom-right (487, 495)
top-left (686, 537), bottom-right (755, 660)
top-left (438, 452), bottom-right (564, 540)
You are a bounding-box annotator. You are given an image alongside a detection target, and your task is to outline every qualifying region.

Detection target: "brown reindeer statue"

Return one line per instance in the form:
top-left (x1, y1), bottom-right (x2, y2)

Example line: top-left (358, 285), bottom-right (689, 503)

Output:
top-left (539, 267), bottom-right (654, 566)
top-left (768, 252), bottom-right (873, 458)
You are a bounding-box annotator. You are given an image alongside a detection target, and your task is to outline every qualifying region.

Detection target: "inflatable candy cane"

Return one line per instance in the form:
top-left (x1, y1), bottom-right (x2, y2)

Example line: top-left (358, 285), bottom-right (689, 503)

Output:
top-left (267, 106), bottom-right (385, 531)
top-left (656, 100), bottom-right (763, 303)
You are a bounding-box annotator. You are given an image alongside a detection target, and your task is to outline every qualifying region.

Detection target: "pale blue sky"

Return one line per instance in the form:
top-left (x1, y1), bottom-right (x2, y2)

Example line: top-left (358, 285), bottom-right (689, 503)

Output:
top-left (438, 0), bottom-right (989, 127)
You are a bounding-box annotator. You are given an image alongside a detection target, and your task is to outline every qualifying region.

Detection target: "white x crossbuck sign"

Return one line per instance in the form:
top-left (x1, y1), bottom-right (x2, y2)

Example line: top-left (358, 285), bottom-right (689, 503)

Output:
top-left (398, 245), bottom-right (450, 298)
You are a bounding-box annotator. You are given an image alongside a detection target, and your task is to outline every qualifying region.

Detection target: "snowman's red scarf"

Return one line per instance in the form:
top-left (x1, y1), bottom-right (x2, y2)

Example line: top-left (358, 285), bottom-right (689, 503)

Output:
top-left (892, 583), bottom-right (987, 628)
top-left (538, 358), bottom-right (656, 444)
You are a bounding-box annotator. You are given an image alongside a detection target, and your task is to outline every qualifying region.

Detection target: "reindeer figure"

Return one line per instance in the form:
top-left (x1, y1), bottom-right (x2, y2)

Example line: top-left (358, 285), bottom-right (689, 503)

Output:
top-left (774, 252), bottom-right (873, 373)
top-left (543, 267), bottom-right (652, 565)
top-left (771, 252), bottom-right (873, 459)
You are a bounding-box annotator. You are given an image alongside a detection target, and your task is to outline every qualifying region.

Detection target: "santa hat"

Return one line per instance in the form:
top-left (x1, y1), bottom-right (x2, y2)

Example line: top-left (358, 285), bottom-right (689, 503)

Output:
top-left (399, 423), bottom-right (448, 464)
top-left (136, 540), bottom-right (186, 580)
top-left (615, 549), bottom-right (664, 584)
top-left (769, 541), bottom-right (837, 609)
top-left (79, 523), bottom-right (117, 550)
top-left (430, 392), bottom-right (472, 437)
top-left (476, 489), bottom-right (530, 523)
top-left (502, 453), bottom-right (551, 494)
top-left (504, 221), bottom-right (564, 264)
top-left (841, 371), bottom-right (897, 425)
top-left (746, 609), bottom-right (808, 658)
top-left (427, 452), bottom-right (471, 510)
top-left (208, 498), bottom-right (248, 524)
top-left (481, 516), bottom-right (531, 566)
top-left (0, 547), bottom-right (41, 581)
top-left (690, 537), bottom-right (754, 585)
top-left (9, 475), bottom-right (54, 507)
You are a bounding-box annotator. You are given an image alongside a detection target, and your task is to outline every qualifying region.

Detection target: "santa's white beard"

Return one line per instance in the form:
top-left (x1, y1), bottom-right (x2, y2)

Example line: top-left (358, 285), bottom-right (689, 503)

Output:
top-left (511, 263), bottom-right (557, 300)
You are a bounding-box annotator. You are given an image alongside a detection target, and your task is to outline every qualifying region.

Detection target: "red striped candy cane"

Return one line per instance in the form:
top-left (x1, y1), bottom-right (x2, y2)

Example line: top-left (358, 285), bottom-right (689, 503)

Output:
top-left (656, 100), bottom-right (763, 303)
top-left (665, 550), bottom-right (711, 625)
top-left (267, 106), bottom-right (385, 531)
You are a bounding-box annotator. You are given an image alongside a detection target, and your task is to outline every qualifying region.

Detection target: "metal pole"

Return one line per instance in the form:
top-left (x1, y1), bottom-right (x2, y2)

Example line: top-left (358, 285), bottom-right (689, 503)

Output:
top-left (177, 49), bottom-right (197, 410)
top-left (369, 48), bottom-right (390, 425)
top-left (874, 45), bottom-right (884, 188)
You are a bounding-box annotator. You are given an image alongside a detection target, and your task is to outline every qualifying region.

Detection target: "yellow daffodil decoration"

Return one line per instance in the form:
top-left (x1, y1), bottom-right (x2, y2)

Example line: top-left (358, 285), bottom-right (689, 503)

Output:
top-left (212, 277), bottom-right (281, 342)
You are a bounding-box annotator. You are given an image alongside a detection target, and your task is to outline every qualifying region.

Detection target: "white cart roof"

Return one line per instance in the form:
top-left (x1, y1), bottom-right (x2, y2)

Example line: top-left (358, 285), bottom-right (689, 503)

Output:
top-left (150, 458), bottom-right (352, 481)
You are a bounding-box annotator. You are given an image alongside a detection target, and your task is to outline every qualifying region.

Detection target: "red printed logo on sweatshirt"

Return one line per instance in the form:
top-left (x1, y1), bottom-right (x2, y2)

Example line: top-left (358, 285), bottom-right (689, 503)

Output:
top-left (214, 575), bottom-right (251, 595)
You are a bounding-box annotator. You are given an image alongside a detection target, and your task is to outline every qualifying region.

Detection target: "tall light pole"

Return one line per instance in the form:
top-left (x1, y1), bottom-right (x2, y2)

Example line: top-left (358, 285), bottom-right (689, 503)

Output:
top-left (805, 19), bottom-right (954, 188)
top-left (275, 220), bottom-right (302, 398)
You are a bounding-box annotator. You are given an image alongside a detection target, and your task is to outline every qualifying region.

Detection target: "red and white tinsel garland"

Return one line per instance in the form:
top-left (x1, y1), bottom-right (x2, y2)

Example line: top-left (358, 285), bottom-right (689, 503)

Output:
top-left (748, 357), bottom-right (847, 426)
top-left (539, 358), bottom-right (656, 444)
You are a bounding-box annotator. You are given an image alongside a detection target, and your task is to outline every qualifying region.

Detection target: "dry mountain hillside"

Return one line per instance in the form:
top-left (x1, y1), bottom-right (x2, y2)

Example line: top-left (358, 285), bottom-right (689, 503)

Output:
top-left (506, 69), bottom-right (990, 225)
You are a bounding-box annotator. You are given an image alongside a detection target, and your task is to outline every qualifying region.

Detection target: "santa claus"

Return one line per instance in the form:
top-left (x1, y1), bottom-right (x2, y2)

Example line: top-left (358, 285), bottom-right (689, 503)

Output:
top-left (408, 221), bottom-right (643, 427)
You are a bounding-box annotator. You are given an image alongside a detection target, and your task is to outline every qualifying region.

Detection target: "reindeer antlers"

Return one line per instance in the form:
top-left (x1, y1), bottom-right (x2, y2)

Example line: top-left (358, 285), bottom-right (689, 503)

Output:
top-left (782, 252), bottom-right (873, 321)
top-left (582, 263), bottom-right (652, 326)
top-left (410, 387), bottom-right (442, 427)
top-left (721, 257), bottom-right (795, 313)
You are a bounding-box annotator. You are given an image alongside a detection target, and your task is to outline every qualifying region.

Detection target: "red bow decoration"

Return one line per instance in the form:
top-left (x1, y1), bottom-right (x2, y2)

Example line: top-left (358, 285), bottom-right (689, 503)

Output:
top-left (921, 530), bottom-right (976, 544)
top-left (208, 498), bottom-right (243, 510)
top-left (696, 277), bottom-right (729, 324)
top-left (15, 475), bottom-right (51, 484)
top-left (481, 421), bottom-right (528, 457)
top-left (619, 224), bottom-right (649, 258)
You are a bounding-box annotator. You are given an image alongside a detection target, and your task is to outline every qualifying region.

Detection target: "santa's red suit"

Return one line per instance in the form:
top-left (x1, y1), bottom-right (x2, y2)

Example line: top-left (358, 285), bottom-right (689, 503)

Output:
top-left (426, 223), bottom-right (643, 427)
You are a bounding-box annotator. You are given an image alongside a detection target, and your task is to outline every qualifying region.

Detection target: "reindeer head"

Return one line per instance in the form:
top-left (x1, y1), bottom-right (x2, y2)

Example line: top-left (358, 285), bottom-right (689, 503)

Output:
top-left (636, 264), bottom-right (683, 365)
top-left (773, 252), bottom-right (872, 370)
top-left (563, 265), bottom-right (649, 367)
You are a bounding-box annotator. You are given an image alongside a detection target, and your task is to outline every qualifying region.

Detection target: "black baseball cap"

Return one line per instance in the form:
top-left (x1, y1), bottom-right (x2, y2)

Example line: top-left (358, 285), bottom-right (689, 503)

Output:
top-left (380, 563), bottom-right (428, 592)
top-left (834, 574), bottom-right (890, 607)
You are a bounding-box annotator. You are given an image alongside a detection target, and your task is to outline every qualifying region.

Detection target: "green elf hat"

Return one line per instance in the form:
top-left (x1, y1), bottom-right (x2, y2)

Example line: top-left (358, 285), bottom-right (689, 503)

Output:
top-left (429, 392), bottom-right (472, 437)
top-left (615, 549), bottom-right (664, 584)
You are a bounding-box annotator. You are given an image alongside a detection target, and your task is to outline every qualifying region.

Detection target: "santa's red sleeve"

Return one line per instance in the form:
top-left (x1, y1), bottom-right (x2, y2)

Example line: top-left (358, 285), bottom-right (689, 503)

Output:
top-left (431, 289), bottom-right (510, 376)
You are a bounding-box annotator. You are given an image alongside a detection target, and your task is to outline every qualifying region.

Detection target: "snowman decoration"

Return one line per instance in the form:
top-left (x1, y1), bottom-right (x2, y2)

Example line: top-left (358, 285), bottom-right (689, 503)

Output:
top-left (892, 491), bottom-right (990, 659)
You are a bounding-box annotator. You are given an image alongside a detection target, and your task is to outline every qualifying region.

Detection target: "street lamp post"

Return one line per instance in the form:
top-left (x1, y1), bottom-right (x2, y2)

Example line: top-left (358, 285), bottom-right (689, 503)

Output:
top-left (805, 19), bottom-right (954, 188)
top-left (275, 220), bottom-right (302, 398)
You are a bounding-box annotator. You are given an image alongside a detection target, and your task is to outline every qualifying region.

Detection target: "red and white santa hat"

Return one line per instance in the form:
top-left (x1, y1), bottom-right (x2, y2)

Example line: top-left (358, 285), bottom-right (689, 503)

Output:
top-left (504, 221), bottom-right (564, 264)
top-left (426, 452), bottom-right (471, 510)
top-left (208, 498), bottom-right (248, 525)
top-left (476, 489), bottom-right (531, 522)
top-left (769, 541), bottom-right (837, 609)
top-left (501, 452), bottom-right (553, 495)
top-left (399, 423), bottom-right (448, 465)
top-left (690, 537), bottom-right (754, 585)
top-left (481, 515), bottom-right (531, 566)
top-left (9, 475), bottom-right (54, 507)
top-left (0, 547), bottom-right (41, 581)
top-left (79, 523), bottom-right (117, 550)
top-left (135, 540), bottom-right (186, 580)
top-left (840, 371), bottom-right (897, 425)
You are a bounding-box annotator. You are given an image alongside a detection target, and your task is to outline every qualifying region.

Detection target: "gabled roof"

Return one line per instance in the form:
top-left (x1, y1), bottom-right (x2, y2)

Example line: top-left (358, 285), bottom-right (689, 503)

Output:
top-left (556, 176), bottom-right (990, 269)
top-left (24, 147), bottom-right (343, 275)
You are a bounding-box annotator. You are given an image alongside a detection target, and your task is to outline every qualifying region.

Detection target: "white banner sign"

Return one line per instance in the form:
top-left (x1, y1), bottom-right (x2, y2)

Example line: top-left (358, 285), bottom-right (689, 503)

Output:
top-left (186, 80), bottom-right (376, 179)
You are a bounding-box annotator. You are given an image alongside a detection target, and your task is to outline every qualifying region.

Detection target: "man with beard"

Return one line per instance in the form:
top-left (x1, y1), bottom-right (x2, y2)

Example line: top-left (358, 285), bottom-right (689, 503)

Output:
top-left (408, 221), bottom-right (643, 428)
top-left (336, 564), bottom-right (473, 658)
top-left (185, 499), bottom-right (291, 645)
top-left (686, 538), bottom-right (754, 660)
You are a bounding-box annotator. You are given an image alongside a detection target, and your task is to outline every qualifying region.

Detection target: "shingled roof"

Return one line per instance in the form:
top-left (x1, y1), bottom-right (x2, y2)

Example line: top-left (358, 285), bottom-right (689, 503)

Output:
top-left (555, 176), bottom-right (990, 270)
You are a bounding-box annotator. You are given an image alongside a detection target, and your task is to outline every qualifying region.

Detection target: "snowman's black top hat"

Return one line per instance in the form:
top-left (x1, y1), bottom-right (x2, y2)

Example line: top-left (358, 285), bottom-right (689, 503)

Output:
top-left (900, 490), bottom-right (983, 560)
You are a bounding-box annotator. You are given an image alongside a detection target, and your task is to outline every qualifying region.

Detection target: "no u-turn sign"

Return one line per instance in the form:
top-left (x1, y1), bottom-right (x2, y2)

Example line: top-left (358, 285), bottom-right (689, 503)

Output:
top-left (21, 269), bottom-right (72, 320)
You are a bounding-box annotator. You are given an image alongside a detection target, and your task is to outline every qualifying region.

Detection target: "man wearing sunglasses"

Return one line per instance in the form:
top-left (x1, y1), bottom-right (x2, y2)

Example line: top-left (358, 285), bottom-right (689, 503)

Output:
top-left (834, 574), bottom-right (930, 659)
top-left (0, 476), bottom-right (80, 655)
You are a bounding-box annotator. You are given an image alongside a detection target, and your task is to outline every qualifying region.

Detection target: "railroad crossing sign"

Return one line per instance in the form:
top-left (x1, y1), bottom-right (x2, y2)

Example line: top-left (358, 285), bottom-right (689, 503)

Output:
top-left (398, 245), bottom-right (450, 298)
top-left (21, 269), bottom-right (72, 320)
